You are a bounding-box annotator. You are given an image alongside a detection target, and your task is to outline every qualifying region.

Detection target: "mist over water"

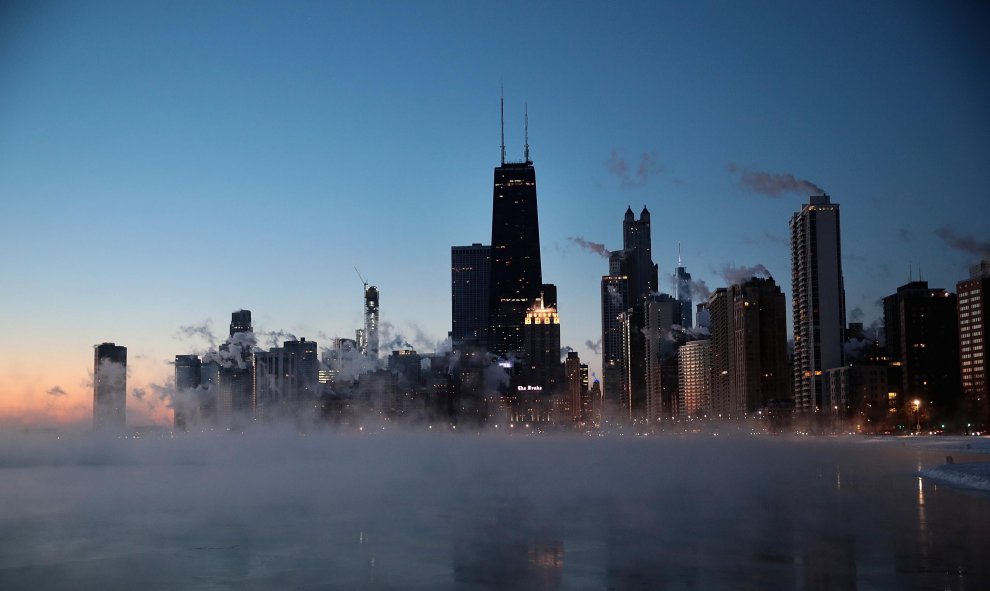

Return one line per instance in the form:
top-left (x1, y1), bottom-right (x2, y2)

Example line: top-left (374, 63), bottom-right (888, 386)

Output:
top-left (1, 431), bottom-right (988, 590)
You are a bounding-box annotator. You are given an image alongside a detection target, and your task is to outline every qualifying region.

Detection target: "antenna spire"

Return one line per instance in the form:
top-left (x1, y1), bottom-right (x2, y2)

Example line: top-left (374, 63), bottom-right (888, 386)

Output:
top-left (678, 242), bottom-right (682, 267)
top-left (500, 85), bottom-right (506, 165)
top-left (524, 102), bottom-right (530, 163)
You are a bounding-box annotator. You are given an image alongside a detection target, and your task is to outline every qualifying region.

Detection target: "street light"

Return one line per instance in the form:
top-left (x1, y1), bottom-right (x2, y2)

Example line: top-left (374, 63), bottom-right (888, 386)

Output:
top-left (913, 399), bottom-right (921, 433)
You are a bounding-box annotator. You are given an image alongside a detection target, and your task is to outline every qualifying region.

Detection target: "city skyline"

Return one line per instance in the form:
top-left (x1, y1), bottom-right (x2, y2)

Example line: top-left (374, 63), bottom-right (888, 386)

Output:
top-left (2, 1), bottom-right (989, 427)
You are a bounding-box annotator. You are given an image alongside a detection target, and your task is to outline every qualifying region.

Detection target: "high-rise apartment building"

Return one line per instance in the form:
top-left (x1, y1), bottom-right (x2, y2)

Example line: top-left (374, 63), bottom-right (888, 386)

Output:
top-left (94, 342), bottom-right (127, 431)
top-left (644, 293), bottom-right (678, 423)
top-left (708, 277), bottom-right (789, 417)
top-left (452, 243), bottom-right (491, 345)
top-left (884, 281), bottom-right (960, 424)
top-left (791, 194), bottom-right (846, 414)
top-left (565, 351), bottom-right (583, 423)
top-left (678, 339), bottom-right (712, 419)
top-left (958, 255), bottom-right (990, 429)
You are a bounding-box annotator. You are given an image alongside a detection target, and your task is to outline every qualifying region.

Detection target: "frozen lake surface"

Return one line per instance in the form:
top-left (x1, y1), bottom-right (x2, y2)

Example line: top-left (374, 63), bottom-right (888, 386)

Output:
top-left (1, 432), bottom-right (989, 590)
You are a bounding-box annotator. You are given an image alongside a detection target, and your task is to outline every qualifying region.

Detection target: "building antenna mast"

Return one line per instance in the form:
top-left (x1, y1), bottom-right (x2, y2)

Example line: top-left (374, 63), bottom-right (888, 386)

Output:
top-left (678, 242), bottom-right (682, 267)
top-left (500, 84), bottom-right (506, 165)
top-left (524, 102), bottom-right (530, 163)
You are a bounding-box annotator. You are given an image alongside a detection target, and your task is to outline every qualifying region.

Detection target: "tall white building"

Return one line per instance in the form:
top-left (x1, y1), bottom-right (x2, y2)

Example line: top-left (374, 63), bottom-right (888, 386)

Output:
top-left (790, 194), bottom-right (846, 414)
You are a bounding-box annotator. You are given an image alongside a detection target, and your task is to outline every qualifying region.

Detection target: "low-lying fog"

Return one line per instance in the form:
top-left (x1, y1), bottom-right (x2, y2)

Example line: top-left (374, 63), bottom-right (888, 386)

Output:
top-left (1, 431), bottom-right (988, 590)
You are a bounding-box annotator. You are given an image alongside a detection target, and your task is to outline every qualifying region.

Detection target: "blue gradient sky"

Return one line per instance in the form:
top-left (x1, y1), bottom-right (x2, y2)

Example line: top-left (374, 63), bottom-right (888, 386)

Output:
top-left (1, 1), bottom-right (988, 424)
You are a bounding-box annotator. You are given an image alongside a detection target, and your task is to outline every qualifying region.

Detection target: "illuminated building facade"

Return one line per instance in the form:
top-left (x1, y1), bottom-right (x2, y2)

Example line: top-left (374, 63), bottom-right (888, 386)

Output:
top-left (94, 342), bottom-right (127, 431)
top-left (958, 255), bottom-right (990, 429)
top-left (791, 194), bottom-right (846, 414)
top-left (677, 339), bottom-right (712, 418)
top-left (521, 294), bottom-right (561, 393)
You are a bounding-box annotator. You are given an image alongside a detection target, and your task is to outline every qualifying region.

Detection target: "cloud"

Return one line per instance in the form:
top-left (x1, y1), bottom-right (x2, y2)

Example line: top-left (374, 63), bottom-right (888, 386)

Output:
top-left (585, 338), bottom-right (602, 355)
top-left (46, 386), bottom-right (68, 398)
top-left (132, 388), bottom-right (147, 401)
top-left (727, 164), bottom-right (823, 198)
top-left (560, 346), bottom-right (575, 361)
top-left (720, 264), bottom-right (772, 286)
top-left (935, 226), bottom-right (990, 256)
top-left (849, 307), bottom-right (864, 322)
top-left (606, 150), bottom-right (661, 188)
top-left (568, 236), bottom-right (610, 259)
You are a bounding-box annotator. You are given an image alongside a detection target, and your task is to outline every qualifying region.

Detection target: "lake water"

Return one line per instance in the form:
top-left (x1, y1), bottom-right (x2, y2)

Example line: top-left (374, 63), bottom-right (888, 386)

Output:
top-left (1, 432), bottom-right (988, 590)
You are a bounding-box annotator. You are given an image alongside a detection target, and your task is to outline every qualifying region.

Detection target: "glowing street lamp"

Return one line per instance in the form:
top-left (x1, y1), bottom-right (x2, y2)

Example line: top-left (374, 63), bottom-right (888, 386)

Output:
top-left (913, 399), bottom-right (921, 433)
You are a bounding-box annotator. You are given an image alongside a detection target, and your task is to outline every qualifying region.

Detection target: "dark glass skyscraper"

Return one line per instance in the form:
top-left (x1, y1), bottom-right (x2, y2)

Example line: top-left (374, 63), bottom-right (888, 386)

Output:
top-left (94, 342), bottom-right (127, 431)
top-left (452, 243), bottom-right (491, 345)
top-left (488, 154), bottom-right (542, 356)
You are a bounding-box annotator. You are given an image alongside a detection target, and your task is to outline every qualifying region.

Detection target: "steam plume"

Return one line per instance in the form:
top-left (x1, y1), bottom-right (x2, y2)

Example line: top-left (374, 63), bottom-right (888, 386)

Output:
top-left (935, 226), bottom-right (990, 255)
top-left (728, 164), bottom-right (823, 197)
top-left (568, 236), bottom-right (610, 258)
top-left (721, 264), bottom-right (771, 286)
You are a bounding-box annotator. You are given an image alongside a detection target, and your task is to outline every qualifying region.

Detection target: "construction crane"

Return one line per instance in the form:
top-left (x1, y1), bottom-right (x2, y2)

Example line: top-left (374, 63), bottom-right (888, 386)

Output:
top-left (354, 267), bottom-right (368, 292)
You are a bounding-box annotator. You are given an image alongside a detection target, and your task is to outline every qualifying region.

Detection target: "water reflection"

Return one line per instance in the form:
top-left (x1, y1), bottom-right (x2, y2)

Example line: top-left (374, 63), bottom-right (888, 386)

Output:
top-left (1, 436), bottom-right (989, 590)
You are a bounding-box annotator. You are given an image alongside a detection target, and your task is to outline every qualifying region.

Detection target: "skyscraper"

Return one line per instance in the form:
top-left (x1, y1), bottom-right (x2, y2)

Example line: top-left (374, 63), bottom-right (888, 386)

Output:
top-left (488, 100), bottom-right (543, 357)
top-left (622, 206), bottom-right (658, 305)
top-left (218, 309), bottom-right (255, 426)
top-left (601, 275), bottom-right (630, 421)
top-left (958, 255), bottom-right (990, 430)
top-left (520, 294), bottom-right (561, 393)
top-left (883, 281), bottom-right (960, 426)
top-left (94, 342), bottom-right (126, 431)
top-left (644, 293), bottom-right (678, 423)
top-left (678, 339), bottom-right (712, 419)
top-left (674, 247), bottom-right (693, 329)
top-left (708, 277), bottom-right (789, 417)
top-left (255, 337), bottom-right (319, 421)
top-left (365, 286), bottom-right (380, 359)
top-left (565, 351), bottom-right (584, 423)
top-left (173, 354), bottom-right (201, 430)
top-left (452, 243), bottom-right (491, 345)
top-left (791, 194), bottom-right (846, 414)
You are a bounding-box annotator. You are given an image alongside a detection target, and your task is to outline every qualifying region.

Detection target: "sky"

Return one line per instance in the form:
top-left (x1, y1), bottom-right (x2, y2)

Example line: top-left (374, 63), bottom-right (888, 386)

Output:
top-left (1, 0), bottom-right (988, 426)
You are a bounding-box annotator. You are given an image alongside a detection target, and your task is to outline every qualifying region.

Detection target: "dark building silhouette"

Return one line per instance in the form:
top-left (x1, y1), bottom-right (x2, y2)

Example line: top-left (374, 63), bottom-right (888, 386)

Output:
top-left (791, 194), bottom-right (846, 415)
top-left (451, 243), bottom-right (491, 346)
top-left (674, 249), bottom-right (693, 328)
top-left (255, 338), bottom-right (319, 421)
top-left (709, 277), bottom-right (789, 417)
top-left (883, 281), bottom-right (961, 426)
top-left (601, 274), bottom-right (630, 422)
top-left (622, 206), bottom-right (658, 305)
top-left (488, 100), bottom-right (543, 357)
top-left (93, 342), bottom-right (126, 431)
top-left (218, 309), bottom-right (255, 426)
top-left (173, 354), bottom-right (201, 430)
top-left (958, 255), bottom-right (990, 429)
top-left (645, 293), bottom-right (678, 423)
top-left (520, 295), bottom-right (561, 393)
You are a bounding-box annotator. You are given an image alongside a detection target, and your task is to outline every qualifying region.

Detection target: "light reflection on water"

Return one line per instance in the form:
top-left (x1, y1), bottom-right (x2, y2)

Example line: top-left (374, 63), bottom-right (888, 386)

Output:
top-left (0, 434), bottom-right (988, 590)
